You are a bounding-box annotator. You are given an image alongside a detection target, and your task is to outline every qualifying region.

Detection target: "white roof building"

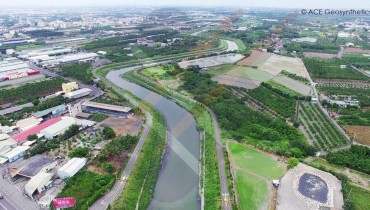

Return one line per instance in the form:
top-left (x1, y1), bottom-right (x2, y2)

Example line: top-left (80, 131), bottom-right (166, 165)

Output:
top-left (40, 117), bottom-right (76, 139)
top-left (16, 116), bottom-right (40, 131)
top-left (24, 172), bottom-right (53, 197)
top-left (0, 145), bottom-right (30, 163)
top-left (64, 88), bottom-right (92, 99)
top-left (57, 158), bottom-right (87, 179)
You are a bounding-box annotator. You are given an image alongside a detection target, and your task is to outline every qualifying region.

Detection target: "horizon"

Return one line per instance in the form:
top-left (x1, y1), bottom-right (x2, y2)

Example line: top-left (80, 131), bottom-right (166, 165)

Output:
top-left (0, 0), bottom-right (368, 9)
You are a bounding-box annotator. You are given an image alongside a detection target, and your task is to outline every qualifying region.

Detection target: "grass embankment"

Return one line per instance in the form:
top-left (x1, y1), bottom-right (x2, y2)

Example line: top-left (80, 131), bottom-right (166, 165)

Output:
top-left (122, 71), bottom-right (222, 209)
top-left (111, 95), bottom-right (166, 209)
top-left (227, 142), bottom-right (285, 210)
top-left (57, 169), bottom-right (115, 210)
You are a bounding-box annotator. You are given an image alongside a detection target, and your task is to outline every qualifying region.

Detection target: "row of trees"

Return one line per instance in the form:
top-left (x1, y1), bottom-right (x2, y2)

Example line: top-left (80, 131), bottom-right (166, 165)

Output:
top-left (58, 63), bottom-right (94, 84)
top-left (179, 71), bottom-right (316, 157)
top-left (327, 145), bottom-right (370, 174)
top-left (0, 77), bottom-right (66, 104)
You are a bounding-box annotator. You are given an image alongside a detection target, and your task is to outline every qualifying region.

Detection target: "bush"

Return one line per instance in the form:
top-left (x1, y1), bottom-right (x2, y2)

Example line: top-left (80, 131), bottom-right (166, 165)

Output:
top-left (102, 126), bottom-right (116, 139)
top-left (104, 163), bottom-right (115, 173)
top-left (68, 147), bottom-right (89, 158)
top-left (287, 157), bottom-right (299, 169)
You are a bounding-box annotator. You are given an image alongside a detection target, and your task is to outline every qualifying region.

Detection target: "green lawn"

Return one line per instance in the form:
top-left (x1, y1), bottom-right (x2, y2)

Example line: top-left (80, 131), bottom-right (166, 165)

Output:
top-left (140, 65), bottom-right (178, 81)
top-left (228, 141), bottom-right (285, 210)
top-left (348, 184), bottom-right (370, 210)
top-left (235, 171), bottom-right (267, 210)
top-left (207, 64), bottom-right (234, 77)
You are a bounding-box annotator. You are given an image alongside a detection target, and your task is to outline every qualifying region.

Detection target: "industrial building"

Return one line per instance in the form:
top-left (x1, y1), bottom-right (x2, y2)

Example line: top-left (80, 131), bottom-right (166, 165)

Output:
top-left (24, 172), bottom-right (53, 198)
top-left (0, 58), bottom-right (40, 81)
top-left (10, 154), bottom-right (57, 178)
top-left (40, 117), bottom-right (76, 139)
top-left (11, 117), bottom-right (62, 143)
top-left (57, 158), bottom-right (86, 179)
top-left (0, 102), bottom-right (34, 116)
top-left (64, 88), bottom-right (92, 99)
top-left (82, 101), bottom-right (132, 116)
top-left (16, 116), bottom-right (40, 131)
top-left (0, 138), bottom-right (17, 156)
top-left (32, 104), bottom-right (66, 119)
top-left (62, 82), bottom-right (78, 93)
top-left (59, 53), bottom-right (98, 64)
top-left (0, 145), bottom-right (30, 163)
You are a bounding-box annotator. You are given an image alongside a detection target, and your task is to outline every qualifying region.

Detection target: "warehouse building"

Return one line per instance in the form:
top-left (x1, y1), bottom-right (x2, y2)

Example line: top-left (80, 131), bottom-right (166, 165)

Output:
top-left (57, 158), bottom-right (86, 179)
top-left (16, 116), bottom-right (40, 131)
top-left (82, 101), bottom-right (132, 116)
top-left (32, 104), bottom-right (66, 119)
top-left (11, 117), bottom-right (62, 143)
top-left (0, 145), bottom-right (30, 163)
top-left (24, 172), bottom-right (53, 198)
top-left (0, 102), bottom-right (34, 116)
top-left (58, 53), bottom-right (98, 64)
top-left (10, 154), bottom-right (57, 178)
top-left (64, 88), bottom-right (92, 99)
top-left (40, 117), bottom-right (76, 139)
top-left (0, 58), bottom-right (40, 81)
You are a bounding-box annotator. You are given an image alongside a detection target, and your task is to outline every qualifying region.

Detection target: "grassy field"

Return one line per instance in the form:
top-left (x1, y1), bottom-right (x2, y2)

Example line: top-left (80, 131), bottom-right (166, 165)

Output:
top-left (228, 141), bottom-right (285, 210)
top-left (140, 66), bottom-right (169, 80)
top-left (266, 79), bottom-right (305, 97)
top-left (347, 184), bottom-right (370, 210)
top-left (272, 75), bottom-right (312, 96)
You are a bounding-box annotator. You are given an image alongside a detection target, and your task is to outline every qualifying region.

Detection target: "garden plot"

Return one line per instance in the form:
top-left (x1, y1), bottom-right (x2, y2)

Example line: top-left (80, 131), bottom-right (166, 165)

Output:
top-left (303, 52), bottom-right (337, 59)
top-left (212, 65), bottom-right (273, 89)
top-left (273, 75), bottom-right (313, 96)
top-left (344, 126), bottom-right (370, 146)
top-left (238, 50), bottom-right (307, 77)
top-left (178, 53), bottom-right (244, 69)
top-left (277, 163), bottom-right (343, 210)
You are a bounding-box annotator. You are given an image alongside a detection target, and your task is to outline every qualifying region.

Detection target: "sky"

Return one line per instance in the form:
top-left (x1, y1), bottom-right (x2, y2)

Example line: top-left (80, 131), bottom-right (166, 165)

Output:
top-left (0, 0), bottom-right (369, 8)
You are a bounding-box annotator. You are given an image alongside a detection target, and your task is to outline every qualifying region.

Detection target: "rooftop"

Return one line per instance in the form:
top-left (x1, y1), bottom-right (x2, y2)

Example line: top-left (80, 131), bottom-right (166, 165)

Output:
top-left (10, 154), bottom-right (56, 177)
top-left (82, 101), bottom-right (132, 113)
top-left (11, 117), bottom-right (62, 143)
top-left (0, 103), bottom-right (34, 116)
top-left (33, 104), bottom-right (66, 118)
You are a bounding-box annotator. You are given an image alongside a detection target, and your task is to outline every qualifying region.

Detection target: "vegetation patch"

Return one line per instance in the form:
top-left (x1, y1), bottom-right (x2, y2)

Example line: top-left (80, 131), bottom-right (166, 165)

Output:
top-left (58, 63), bottom-right (94, 84)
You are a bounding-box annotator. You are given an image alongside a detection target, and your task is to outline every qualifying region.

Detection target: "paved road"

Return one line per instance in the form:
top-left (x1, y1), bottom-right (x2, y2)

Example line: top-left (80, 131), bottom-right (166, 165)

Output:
top-left (206, 108), bottom-right (231, 210)
top-left (337, 45), bottom-right (344, 58)
top-left (0, 176), bottom-right (39, 210)
top-left (89, 104), bottom-right (152, 210)
top-left (222, 40), bottom-right (239, 52)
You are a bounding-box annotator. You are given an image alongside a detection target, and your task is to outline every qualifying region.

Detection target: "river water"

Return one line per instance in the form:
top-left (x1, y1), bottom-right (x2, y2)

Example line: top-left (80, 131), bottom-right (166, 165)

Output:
top-left (106, 66), bottom-right (201, 210)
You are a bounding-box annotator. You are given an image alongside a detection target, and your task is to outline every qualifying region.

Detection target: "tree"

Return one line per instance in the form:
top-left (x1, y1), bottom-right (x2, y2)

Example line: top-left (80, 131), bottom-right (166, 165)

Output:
top-left (27, 134), bottom-right (38, 141)
top-left (287, 157), bottom-right (299, 169)
top-left (68, 147), bottom-right (89, 158)
top-left (103, 163), bottom-right (115, 173)
top-left (102, 126), bottom-right (116, 139)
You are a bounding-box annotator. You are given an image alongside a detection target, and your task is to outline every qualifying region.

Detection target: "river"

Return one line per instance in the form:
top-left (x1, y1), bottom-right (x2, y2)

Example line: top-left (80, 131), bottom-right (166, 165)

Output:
top-left (106, 66), bottom-right (201, 210)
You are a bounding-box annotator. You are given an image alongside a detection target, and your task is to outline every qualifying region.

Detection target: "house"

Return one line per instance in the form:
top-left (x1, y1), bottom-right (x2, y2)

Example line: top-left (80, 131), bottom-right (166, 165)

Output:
top-left (345, 42), bottom-right (355, 47)
top-left (147, 40), bottom-right (156, 47)
top-left (62, 82), bottom-right (78, 93)
top-left (24, 172), bottom-right (53, 198)
top-left (0, 145), bottom-right (30, 163)
top-left (340, 65), bottom-right (347, 69)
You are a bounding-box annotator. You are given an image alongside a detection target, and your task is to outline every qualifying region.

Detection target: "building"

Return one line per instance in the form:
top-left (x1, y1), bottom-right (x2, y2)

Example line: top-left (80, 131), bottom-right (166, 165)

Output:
top-left (24, 172), bottom-right (53, 198)
top-left (82, 101), bottom-right (132, 116)
top-left (62, 82), bottom-right (78, 93)
top-left (32, 104), bottom-right (66, 119)
top-left (16, 116), bottom-right (40, 131)
top-left (0, 103), bottom-right (34, 116)
top-left (11, 117), bottom-right (62, 143)
top-left (67, 103), bottom-right (82, 118)
top-left (40, 117), bottom-right (76, 139)
top-left (64, 88), bottom-right (92, 99)
top-left (58, 53), bottom-right (98, 64)
top-left (0, 146), bottom-right (30, 163)
top-left (0, 58), bottom-right (40, 82)
top-left (57, 158), bottom-right (87, 179)
top-left (10, 154), bottom-right (57, 178)
top-left (340, 65), bottom-right (347, 69)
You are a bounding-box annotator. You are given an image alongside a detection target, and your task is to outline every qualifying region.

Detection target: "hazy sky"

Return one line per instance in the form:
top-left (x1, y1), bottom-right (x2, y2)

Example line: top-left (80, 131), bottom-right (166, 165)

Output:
top-left (1, 0), bottom-right (369, 8)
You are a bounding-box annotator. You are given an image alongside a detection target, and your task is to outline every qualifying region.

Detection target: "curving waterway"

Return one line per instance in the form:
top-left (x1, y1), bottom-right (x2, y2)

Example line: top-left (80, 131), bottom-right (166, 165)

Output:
top-left (106, 66), bottom-right (201, 210)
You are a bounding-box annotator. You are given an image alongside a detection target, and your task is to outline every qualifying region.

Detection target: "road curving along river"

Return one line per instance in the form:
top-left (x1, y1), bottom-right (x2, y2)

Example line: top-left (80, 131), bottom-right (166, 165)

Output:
top-left (106, 66), bottom-right (201, 210)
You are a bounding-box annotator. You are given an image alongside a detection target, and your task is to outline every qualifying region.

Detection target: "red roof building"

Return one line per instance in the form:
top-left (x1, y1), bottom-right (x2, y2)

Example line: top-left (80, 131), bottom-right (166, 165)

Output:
top-left (11, 117), bottom-right (62, 143)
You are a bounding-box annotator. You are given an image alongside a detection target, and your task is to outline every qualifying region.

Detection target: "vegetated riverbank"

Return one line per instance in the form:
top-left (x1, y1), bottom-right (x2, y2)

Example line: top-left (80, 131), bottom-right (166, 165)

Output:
top-left (122, 71), bottom-right (222, 209)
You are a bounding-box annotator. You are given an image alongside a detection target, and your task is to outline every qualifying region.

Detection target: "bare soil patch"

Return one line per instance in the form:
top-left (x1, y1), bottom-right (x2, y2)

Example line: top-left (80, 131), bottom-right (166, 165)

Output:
top-left (98, 115), bottom-right (143, 136)
top-left (344, 125), bottom-right (370, 146)
top-left (303, 52), bottom-right (337, 59)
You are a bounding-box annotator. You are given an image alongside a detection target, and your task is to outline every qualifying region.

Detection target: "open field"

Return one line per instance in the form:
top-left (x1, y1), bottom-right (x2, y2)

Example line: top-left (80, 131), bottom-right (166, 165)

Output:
top-left (277, 163), bottom-right (343, 210)
top-left (178, 53), bottom-right (244, 69)
top-left (344, 48), bottom-right (370, 54)
top-left (212, 75), bottom-right (261, 89)
top-left (98, 115), bottom-right (143, 136)
top-left (237, 50), bottom-right (307, 77)
top-left (303, 52), bottom-right (337, 59)
top-left (228, 141), bottom-right (285, 210)
top-left (344, 126), bottom-right (370, 146)
top-left (272, 75), bottom-right (313, 96)
top-left (224, 66), bottom-right (274, 81)
top-left (347, 184), bottom-right (370, 210)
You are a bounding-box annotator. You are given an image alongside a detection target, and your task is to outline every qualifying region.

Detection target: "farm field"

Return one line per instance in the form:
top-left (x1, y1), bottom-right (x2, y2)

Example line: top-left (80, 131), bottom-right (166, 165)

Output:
top-left (344, 48), bottom-right (370, 54)
top-left (299, 103), bottom-right (348, 150)
top-left (237, 50), bottom-right (307, 77)
top-left (224, 66), bottom-right (274, 81)
top-left (317, 86), bottom-right (370, 106)
top-left (178, 53), bottom-right (244, 69)
top-left (272, 75), bottom-right (313, 96)
top-left (212, 75), bottom-right (261, 89)
top-left (303, 52), bottom-right (337, 59)
top-left (344, 126), bottom-right (370, 146)
top-left (303, 57), bottom-right (369, 81)
top-left (228, 141), bottom-right (285, 210)
top-left (315, 79), bottom-right (370, 89)
top-left (342, 53), bottom-right (370, 71)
